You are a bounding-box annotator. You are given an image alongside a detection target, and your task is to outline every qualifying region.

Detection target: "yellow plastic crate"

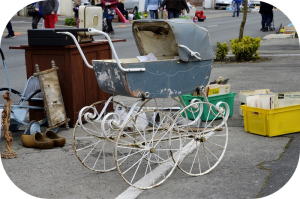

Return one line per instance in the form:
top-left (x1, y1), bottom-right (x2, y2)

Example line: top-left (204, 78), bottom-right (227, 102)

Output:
top-left (241, 105), bottom-right (300, 137)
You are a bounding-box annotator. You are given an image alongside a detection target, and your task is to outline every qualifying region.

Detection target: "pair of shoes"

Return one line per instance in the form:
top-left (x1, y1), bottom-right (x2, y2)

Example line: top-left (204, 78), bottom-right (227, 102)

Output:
top-left (4, 34), bottom-right (15, 39)
top-left (22, 132), bottom-right (54, 149)
top-left (22, 131), bottom-right (66, 149)
top-left (260, 28), bottom-right (264, 31)
top-left (41, 131), bottom-right (66, 147)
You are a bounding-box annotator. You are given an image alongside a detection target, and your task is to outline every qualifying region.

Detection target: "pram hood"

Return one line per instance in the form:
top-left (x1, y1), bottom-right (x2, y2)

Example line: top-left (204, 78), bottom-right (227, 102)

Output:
top-left (132, 19), bottom-right (215, 62)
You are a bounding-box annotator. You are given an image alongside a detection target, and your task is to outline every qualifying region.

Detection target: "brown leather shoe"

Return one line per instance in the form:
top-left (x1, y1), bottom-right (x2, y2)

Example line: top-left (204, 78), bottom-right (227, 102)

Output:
top-left (41, 131), bottom-right (66, 147)
top-left (22, 132), bottom-right (54, 149)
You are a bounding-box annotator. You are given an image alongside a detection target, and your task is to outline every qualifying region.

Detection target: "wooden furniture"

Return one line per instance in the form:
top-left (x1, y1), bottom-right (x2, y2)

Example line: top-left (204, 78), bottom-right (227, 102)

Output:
top-left (10, 39), bottom-right (125, 125)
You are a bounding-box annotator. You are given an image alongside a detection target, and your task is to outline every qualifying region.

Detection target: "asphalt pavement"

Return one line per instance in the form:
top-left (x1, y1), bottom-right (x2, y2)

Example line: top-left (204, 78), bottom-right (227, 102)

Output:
top-left (1, 9), bottom-right (300, 199)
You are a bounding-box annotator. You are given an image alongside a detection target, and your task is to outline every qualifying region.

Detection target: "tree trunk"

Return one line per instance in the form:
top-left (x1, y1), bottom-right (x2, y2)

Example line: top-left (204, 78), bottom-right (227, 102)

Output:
top-left (239, 0), bottom-right (248, 41)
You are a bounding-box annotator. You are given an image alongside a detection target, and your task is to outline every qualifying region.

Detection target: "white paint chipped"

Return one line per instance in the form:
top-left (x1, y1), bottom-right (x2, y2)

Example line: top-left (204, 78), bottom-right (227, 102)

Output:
top-left (114, 68), bottom-right (121, 80)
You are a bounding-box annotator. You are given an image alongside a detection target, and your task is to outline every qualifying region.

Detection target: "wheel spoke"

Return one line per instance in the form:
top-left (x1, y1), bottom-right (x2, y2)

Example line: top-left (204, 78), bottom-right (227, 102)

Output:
top-left (131, 151), bottom-right (146, 183)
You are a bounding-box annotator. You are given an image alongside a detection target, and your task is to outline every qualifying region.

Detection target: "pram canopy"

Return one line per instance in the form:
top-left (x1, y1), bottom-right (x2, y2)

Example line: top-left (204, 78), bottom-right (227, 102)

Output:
top-left (132, 19), bottom-right (216, 62)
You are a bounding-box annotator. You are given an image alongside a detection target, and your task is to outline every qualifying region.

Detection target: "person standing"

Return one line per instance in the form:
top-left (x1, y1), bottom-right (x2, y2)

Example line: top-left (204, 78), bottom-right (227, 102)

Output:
top-left (4, 21), bottom-right (15, 39)
top-left (160, 0), bottom-right (189, 19)
top-left (144, 0), bottom-right (162, 19)
top-left (259, 1), bottom-right (273, 32)
top-left (231, 0), bottom-right (242, 17)
top-left (99, 0), bottom-right (118, 38)
top-left (32, 1), bottom-right (44, 29)
top-left (36, 0), bottom-right (59, 28)
top-left (73, 0), bottom-right (81, 28)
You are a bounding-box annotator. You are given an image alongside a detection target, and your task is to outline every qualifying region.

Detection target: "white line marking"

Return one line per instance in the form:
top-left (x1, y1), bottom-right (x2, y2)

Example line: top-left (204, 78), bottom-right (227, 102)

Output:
top-left (207, 25), bottom-right (218, 27)
top-left (227, 54), bottom-right (300, 57)
top-left (116, 140), bottom-right (197, 199)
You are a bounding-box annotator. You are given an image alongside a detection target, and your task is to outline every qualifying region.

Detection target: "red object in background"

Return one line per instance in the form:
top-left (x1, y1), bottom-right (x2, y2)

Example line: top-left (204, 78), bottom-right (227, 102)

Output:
top-left (195, 10), bottom-right (206, 22)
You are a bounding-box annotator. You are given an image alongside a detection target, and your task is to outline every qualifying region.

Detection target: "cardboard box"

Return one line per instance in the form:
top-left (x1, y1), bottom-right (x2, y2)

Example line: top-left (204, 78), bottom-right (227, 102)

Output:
top-left (239, 89), bottom-right (271, 116)
top-left (274, 92), bottom-right (300, 108)
top-left (284, 26), bottom-right (296, 34)
top-left (206, 84), bottom-right (230, 97)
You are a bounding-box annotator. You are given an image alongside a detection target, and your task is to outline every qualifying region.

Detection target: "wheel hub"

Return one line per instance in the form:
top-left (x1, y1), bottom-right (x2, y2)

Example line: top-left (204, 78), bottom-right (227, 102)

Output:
top-left (150, 148), bottom-right (156, 153)
top-left (195, 137), bottom-right (206, 142)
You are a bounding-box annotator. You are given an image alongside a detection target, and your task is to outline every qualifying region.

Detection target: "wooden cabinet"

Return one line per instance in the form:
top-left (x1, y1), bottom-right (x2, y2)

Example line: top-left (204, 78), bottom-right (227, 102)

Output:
top-left (10, 40), bottom-right (125, 125)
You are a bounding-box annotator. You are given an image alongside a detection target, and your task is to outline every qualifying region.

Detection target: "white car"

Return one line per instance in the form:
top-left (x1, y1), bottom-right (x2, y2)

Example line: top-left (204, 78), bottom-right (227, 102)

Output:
top-left (214, 0), bottom-right (232, 10)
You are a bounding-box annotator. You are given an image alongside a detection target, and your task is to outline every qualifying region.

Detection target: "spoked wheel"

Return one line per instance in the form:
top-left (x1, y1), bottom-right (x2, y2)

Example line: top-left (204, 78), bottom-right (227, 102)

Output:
top-left (139, 97), bottom-right (183, 123)
top-left (115, 109), bottom-right (182, 190)
top-left (73, 100), bottom-right (131, 172)
top-left (174, 101), bottom-right (229, 176)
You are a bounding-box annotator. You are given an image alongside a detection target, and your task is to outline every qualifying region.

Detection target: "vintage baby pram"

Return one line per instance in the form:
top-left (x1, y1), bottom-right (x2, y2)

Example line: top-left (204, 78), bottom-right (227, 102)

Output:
top-left (56, 19), bottom-right (230, 190)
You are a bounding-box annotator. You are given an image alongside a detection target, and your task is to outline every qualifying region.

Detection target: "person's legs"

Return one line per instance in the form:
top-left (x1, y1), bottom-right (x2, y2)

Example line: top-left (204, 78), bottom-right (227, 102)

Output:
top-left (168, 8), bottom-right (175, 19)
top-left (149, 10), bottom-right (155, 19)
top-left (265, 12), bottom-right (272, 29)
top-left (106, 19), bottom-right (114, 37)
top-left (236, 2), bottom-right (240, 17)
top-left (32, 14), bottom-right (42, 29)
top-left (154, 10), bottom-right (158, 19)
top-left (173, 9), bottom-right (180, 18)
top-left (260, 12), bottom-right (266, 31)
top-left (6, 21), bottom-right (14, 36)
top-left (232, 3), bottom-right (236, 17)
top-left (75, 17), bottom-right (79, 28)
top-left (44, 14), bottom-right (56, 28)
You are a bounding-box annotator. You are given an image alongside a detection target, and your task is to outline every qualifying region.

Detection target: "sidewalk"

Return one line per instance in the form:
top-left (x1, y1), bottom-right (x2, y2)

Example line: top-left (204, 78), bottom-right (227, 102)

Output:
top-left (1, 33), bottom-right (299, 199)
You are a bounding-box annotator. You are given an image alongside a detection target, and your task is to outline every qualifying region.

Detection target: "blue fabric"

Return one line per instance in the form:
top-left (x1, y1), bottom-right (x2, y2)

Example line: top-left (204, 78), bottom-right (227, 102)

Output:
top-left (6, 21), bottom-right (14, 35)
top-left (149, 10), bottom-right (158, 19)
top-left (103, 0), bottom-right (114, 20)
top-left (168, 8), bottom-right (180, 19)
top-left (232, 0), bottom-right (242, 3)
top-left (233, 2), bottom-right (241, 17)
top-left (33, 2), bottom-right (43, 16)
top-left (261, 12), bottom-right (272, 28)
top-left (144, 0), bottom-right (162, 11)
top-left (103, 8), bottom-right (115, 19)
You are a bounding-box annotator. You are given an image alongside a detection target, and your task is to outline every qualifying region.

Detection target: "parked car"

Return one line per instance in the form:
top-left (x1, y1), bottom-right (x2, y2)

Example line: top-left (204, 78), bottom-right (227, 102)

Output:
top-left (250, 0), bottom-right (260, 6)
top-left (123, 0), bottom-right (139, 19)
top-left (214, 0), bottom-right (232, 10)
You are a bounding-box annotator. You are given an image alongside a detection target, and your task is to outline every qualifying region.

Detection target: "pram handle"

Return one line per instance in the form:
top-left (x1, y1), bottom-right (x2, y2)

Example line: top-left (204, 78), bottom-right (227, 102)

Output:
top-left (0, 48), bottom-right (5, 61)
top-left (53, 28), bottom-right (89, 32)
top-left (177, 44), bottom-right (202, 61)
top-left (56, 28), bottom-right (146, 72)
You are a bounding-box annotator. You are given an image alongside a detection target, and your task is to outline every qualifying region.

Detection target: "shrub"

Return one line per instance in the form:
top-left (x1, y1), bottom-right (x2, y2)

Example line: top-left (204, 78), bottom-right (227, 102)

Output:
top-left (64, 18), bottom-right (76, 26)
top-left (230, 36), bottom-right (261, 61)
top-left (216, 42), bottom-right (229, 61)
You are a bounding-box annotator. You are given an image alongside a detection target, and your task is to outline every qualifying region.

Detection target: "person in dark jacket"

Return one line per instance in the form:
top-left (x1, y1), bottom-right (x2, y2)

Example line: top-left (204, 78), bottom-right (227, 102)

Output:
top-left (259, 1), bottom-right (273, 32)
top-left (36, 0), bottom-right (59, 28)
top-left (160, 0), bottom-right (189, 19)
top-left (98, 0), bottom-right (119, 37)
top-left (32, 1), bottom-right (44, 29)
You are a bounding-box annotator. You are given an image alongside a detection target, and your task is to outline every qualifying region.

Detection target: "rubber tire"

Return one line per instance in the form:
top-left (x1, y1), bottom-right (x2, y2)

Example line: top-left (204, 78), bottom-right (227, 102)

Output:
top-left (25, 120), bottom-right (41, 135)
top-left (133, 7), bottom-right (138, 20)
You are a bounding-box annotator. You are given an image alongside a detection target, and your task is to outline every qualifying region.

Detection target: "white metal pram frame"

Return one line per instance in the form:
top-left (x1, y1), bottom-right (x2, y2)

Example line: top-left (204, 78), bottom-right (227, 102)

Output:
top-left (57, 26), bottom-right (230, 190)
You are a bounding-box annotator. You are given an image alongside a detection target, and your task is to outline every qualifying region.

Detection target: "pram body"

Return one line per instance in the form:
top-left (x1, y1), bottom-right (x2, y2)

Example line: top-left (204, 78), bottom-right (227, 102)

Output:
top-left (93, 19), bottom-right (215, 98)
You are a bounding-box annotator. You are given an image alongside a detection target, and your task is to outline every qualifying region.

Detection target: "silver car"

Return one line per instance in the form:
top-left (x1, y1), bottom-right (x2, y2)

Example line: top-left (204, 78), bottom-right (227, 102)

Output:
top-left (123, 0), bottom-right (139, 19)
top-left (214, 0), bottom-right (232, 9)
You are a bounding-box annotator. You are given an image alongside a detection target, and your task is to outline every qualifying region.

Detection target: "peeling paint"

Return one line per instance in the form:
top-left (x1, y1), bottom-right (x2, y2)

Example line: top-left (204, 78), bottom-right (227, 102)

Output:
top-left (114, 68), bottom-right (121, 80)
top-left (132, 89), bottom-right (140, 97)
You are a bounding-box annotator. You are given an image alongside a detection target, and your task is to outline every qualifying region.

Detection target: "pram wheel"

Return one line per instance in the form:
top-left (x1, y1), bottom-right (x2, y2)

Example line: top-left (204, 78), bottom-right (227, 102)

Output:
top-left (73, 100), bottom-right (131, 172)
top-left (173, 101), bottom-right (229, 176)
top-left (24, 120), bottom-right (41, 135)
top-left (114, 109), bottom-right (182, 190)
